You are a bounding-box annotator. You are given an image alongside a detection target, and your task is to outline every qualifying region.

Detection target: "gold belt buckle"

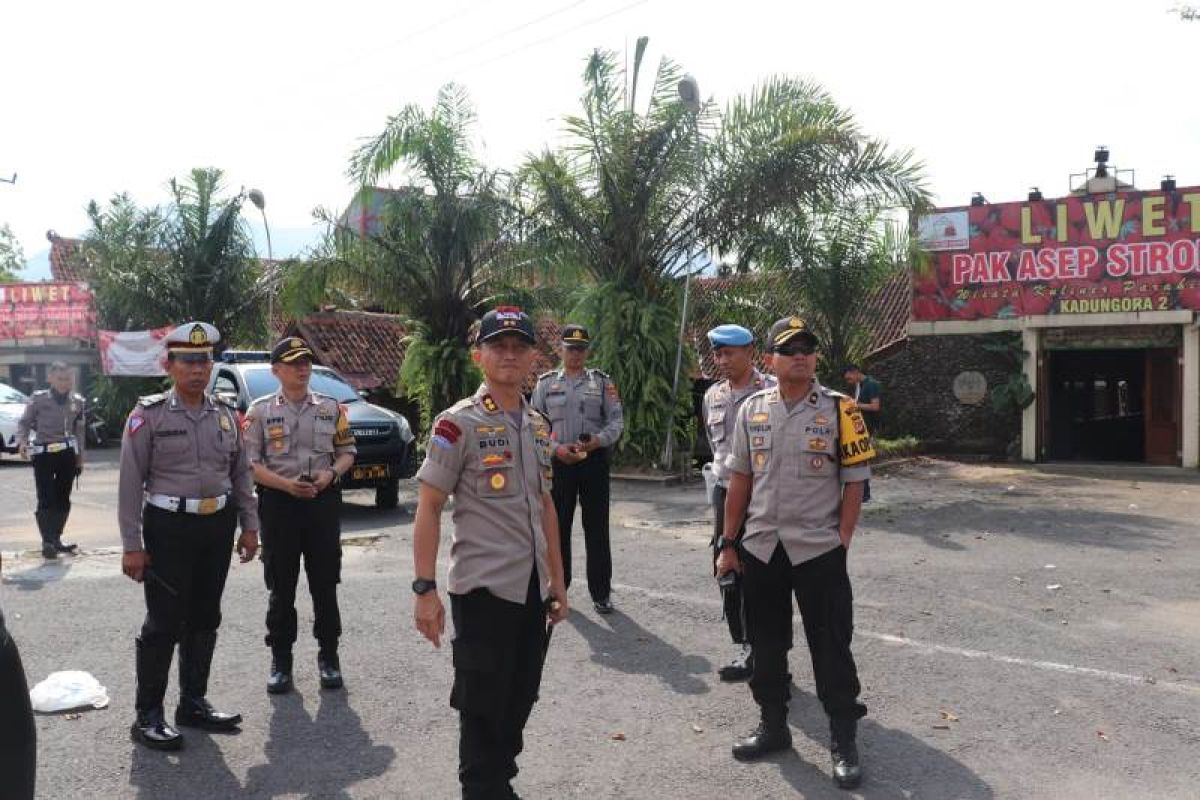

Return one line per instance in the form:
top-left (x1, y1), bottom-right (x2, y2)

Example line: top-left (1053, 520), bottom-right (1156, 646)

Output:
top-left (197, 497), bottom-right (219, 515)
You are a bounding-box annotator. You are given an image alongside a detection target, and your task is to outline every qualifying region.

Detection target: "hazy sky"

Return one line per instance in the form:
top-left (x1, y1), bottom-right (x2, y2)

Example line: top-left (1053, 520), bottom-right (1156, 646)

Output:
top-left (2, 0), bottom-right (1196, 268)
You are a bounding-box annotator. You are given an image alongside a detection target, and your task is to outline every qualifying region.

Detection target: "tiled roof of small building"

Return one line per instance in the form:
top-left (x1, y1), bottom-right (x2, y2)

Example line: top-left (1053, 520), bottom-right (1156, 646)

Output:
top-left (290, 310), bottom-right (409, 391)
top-left (47, 233), bottom-right (91, 282)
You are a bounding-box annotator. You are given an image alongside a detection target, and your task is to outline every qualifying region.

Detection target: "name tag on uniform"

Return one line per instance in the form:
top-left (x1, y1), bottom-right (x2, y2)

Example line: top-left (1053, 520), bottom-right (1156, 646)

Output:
top-left (751, 412), bottom-right (769, 422)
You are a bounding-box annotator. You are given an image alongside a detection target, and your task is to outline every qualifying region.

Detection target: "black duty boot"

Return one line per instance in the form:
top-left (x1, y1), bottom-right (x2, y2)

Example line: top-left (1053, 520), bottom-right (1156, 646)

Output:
top-left (36, 511), bottom-right (57, 559)
top-left (717, 643), bottom-right (753, 682)
top-left (732, 706), bottom-right (792, 761)
top-left (130, 706), bottom-right (183, 751)
top-left (317, 647), bottom-right (343, 690)
top-left (267, 650), bottom-right (293, 695)
top-left (133, 638), bottom-right (182, 750)
top-left (830, 718), bottom-right (863, 789)
top-left (53, 508), bottom-right (77, 553)
top-left (175, 631), bottom-right (242, 731)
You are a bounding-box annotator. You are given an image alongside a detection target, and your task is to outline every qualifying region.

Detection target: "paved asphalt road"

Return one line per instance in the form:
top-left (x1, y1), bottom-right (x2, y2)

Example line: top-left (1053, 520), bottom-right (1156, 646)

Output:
top-left (1, 451), bottom-right (1198, 799)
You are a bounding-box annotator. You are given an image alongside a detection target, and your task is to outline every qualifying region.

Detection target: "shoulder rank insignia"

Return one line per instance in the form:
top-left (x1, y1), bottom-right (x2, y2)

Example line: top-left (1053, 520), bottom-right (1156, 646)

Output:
top-left (138, 393), bottom-right (167, 407)
top-left (480, 394), bottom-right (499, 414)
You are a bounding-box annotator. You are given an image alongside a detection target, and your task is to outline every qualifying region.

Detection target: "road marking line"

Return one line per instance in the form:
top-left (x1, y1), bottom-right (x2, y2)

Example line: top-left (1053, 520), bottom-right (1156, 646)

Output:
top-left (612, 581), bottom-right (1200, 698)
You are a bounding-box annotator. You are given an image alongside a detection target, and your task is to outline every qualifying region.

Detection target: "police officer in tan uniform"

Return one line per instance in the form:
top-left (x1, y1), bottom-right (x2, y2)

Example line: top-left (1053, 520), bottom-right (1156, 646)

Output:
top-left (243, 336), bottom-right (356, 694)
top-left (716, 317), bottom-right (874, 789)
top-left (16, 362), bottom-right (85, 558)
top-left (118, 322), bottom-right (259, 751)
top-left (530, 324), bottom-right (624, 614)
top-left (412, 306), bottom-right (569, 800)
top-left (702, 324), bottom-right (775, 682)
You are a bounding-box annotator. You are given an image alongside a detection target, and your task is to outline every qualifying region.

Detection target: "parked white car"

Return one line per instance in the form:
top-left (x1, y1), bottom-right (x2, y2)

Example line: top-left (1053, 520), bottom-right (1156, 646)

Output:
top-left (0, 382), bottom-right (29, 454)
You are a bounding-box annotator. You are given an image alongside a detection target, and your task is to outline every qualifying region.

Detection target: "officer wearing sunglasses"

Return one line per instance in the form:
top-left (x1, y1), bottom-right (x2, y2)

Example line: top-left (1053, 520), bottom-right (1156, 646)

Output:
top-left (714, 316), bottom-right (875, 789)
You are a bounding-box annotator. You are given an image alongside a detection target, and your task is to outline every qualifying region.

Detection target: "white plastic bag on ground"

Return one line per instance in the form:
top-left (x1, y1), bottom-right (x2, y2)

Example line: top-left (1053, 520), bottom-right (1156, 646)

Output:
top-left (29, 670), bottom-right (110, 713)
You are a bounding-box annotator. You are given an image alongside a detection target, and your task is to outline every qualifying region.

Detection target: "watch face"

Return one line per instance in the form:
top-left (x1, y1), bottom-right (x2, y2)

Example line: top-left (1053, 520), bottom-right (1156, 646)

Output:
top-left (412, 578), bottom-right (435, 595)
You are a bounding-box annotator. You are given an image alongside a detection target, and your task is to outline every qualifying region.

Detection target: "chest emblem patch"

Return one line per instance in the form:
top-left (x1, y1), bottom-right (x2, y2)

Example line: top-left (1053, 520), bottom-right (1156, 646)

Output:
top-left (754, 452), bottom-right (767, 468)
top-left (814, 414), bottom-right (830, 426)
top-left (489, 472), bottom-right (507, 491)
top-left (751, 412), bottom-right (769, 423)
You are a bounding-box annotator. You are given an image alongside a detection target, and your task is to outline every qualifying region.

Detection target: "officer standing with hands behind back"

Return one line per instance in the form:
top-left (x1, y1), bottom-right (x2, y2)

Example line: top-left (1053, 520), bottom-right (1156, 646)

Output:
top-left (530, 324), bottom-right (623, 614)
top-left (716, 317), bottom-right (875, 789)
top-left (242, 336), bottom-right (357, 695)
top-left (118, 322), bottom-right (259, 751)
top-left (16, 362), bottom-right (85, 559)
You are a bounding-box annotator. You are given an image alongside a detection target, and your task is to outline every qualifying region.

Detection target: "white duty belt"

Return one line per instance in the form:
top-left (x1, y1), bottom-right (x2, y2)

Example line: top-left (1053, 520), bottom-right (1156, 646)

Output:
top-left (144, 493), bottom-right (229, 515)
top-left (32, 438), bottom-right (76, 455)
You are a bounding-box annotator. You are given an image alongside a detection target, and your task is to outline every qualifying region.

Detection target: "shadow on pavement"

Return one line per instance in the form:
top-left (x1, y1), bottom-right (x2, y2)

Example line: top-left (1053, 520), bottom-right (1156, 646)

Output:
top-left (733, 686), bottom-right (994, 799)
top-left (569, 607), bottom-right (711, 695)
top-left (1, 558), bottom-right (75, 591)
top-left (129, 725), bottom-right (244, 800)
top-left (243, 687), bottom-right (395, 798)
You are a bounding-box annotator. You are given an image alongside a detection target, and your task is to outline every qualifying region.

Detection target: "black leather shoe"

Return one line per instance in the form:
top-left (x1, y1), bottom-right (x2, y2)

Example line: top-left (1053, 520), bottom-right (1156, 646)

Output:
top-left (42, 543), bottom-right (58, 559)
top-left (130, 707), bottom-right (183, 751)
top-left (593, 598), bottom-right (614, 615)
top-left (55, 540), bottom-right (78, 554)
top-left (174, 697), bottom-right (242, 731)
top-left (732, 711), bottom-right (792, 761)
top-left (717, 644), bottom-right (753, 682)
top-left (831, 719), bottom-right (863, 788)
top-left (267, 665), bottom-right (292, 695)
top-left (318, 652), bottom-right (343, 690)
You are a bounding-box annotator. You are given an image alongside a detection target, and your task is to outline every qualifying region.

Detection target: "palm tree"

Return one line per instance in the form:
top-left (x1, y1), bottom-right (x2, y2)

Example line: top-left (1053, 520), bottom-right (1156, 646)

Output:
top-left (527, 38), bottom-right (930, 464)
top-left (291, 84), bottom-right (520, 424)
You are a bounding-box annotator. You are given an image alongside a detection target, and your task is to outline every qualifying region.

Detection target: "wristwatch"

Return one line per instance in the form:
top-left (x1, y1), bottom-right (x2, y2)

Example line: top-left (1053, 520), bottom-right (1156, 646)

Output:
top-left (411, 577), bottom-right (437, 595)
top-left (715, 536), bottom-right (737, 553)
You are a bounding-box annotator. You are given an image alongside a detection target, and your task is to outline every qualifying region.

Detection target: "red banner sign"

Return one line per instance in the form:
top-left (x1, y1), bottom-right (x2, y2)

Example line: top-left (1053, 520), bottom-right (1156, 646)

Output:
top-left (913, 187), bottom-right (1200, 321)
top-left (0, 282), bottom-right (96, 340)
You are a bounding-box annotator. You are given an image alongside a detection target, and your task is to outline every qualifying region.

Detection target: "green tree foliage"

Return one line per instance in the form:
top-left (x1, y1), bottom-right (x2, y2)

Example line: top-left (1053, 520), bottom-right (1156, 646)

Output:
top-left (281, 84), bottom-right (529, 425)
top-left (0, 223), bottom-right (23, 282)
top-left (82, 168), bottom-right (266, 426)
top-left (83, 168), bottom-right (265, 342)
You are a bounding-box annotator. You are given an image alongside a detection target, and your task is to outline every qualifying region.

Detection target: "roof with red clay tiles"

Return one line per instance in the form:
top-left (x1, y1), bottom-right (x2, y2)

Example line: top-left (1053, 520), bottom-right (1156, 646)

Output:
top-left (47, 234), bottom-right (91, 282)
top-left (289, 310), bottom-right (409, 391)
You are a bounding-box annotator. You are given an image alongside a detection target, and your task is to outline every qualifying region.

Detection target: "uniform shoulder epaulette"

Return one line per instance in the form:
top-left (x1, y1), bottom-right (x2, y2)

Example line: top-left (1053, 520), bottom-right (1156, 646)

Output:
top-left (31, 389), bottom-right (49, 398)
top-left (138, 393), bottom-right (167, 407)
top-left (247, 394), bottom-right (273, 411)
top-left (536, 370), bottom-right (557, 381)
top-left (528, 406), bottom-right (550, 426)
top-left (590, 368), bottom-right (611, 380)
top-left (311, 391), bottom-right (339, 407)
top-left (821, 386), bottom-right (851, 401)
top-left (445, 397), bottom-right (475, 416)
top-left (745, 386), bottom-right (774, 403)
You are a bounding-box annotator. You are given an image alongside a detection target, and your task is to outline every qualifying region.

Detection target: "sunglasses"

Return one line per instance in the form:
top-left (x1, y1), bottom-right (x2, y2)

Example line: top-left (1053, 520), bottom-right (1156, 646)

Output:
top-left (773, 343), bottom-right (816, 357)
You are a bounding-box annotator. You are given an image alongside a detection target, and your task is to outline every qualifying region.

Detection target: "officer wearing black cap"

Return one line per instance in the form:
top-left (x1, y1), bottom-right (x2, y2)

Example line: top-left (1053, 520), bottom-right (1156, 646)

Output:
top-left (716, 316), bottom-right (874, 789)
top-left (118, 322), bottom-right (259, 750)
top-left (530, 324), bottom-right (624, 614)
top-left (412, 306), bottom-right (568, 799)
top-left (242, 337), bottom-right (357, 694)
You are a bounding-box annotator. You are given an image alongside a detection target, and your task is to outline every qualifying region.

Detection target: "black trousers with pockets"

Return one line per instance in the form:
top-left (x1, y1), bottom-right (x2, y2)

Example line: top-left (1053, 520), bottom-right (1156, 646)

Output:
top-left (551, 449), bottom-right (612, 602)
top-left (0, 611), bottom-right (36, 800)
top-left (259, 487), bottom-right (343, 652)
top-left (450, 572), bottom-right (547, 799)
top-left (742, 543), bottom-right (867, 722)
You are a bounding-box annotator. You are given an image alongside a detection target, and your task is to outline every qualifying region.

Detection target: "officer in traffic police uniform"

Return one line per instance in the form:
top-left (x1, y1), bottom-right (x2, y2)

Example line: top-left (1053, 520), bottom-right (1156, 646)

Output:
top-left (16, 361), bottom-right (86, 558)
top-left (702, 324), bottom-right (775, 682)
top-left (242, 336), bottom-right (357, 694)
top-left (716, 316), bottom-right (874, 789)
top-left (411, 306), bottom-right (569, 799)
top-left (530, 324), bottom-right (624, 614)
top-left (118, 322), bottom-right (260, 751)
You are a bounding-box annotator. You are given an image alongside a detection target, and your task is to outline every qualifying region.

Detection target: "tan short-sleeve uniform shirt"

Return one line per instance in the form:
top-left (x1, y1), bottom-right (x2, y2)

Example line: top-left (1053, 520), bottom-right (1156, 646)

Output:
top-left (416, 384), bottom-right (555, 605)
top-left (728, 382), bottom-right (871, 566)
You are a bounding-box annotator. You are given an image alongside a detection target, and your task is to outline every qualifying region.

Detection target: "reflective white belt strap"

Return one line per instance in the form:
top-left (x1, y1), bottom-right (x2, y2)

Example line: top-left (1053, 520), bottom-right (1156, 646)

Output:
top-left (33, 441), bottom-right (74, 454)
top-left (144, 493), bottom-right (229, 515)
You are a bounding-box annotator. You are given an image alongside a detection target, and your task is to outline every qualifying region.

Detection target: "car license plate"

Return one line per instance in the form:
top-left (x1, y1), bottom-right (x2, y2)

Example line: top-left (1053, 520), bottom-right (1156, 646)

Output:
top-left (352, 465), bottom-right (389, 480)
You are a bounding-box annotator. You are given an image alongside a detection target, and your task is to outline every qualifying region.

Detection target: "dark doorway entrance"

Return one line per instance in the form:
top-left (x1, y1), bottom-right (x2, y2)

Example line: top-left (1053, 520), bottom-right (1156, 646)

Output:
top-left (1046, 349), bottom-right (1147, 461)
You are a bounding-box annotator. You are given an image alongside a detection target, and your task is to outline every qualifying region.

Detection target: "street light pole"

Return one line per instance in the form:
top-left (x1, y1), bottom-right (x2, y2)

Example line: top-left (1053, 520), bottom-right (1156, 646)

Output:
top-left (247, 189), bottom-right (274, 343)
top-left (661, 75), bottom-right (703, 472)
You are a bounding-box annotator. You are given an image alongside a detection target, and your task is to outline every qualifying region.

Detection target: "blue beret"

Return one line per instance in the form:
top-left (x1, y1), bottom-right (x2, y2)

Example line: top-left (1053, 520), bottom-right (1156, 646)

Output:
top-left (706, 324), bottom-right (753, 348)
